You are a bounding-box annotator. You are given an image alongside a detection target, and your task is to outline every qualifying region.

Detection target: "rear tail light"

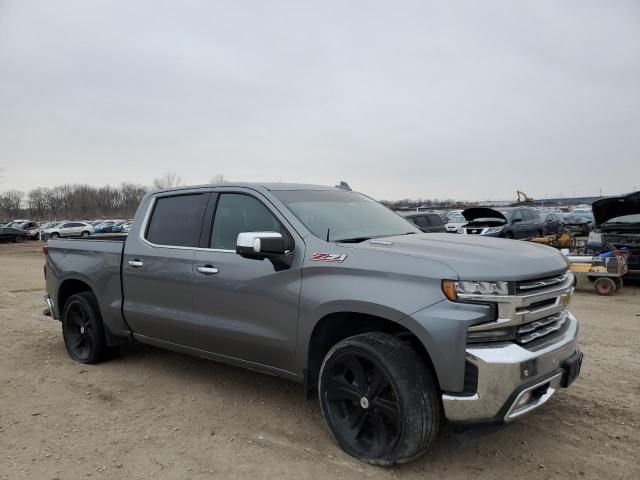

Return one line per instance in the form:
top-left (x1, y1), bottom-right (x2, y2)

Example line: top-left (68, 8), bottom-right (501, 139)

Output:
top-left (43, 245), bottom-right (48, 279)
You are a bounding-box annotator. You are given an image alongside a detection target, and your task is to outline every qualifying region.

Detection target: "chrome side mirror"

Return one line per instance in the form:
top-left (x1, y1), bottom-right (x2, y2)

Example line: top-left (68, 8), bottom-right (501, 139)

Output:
top-left (236, 232), bottom-right (287, 259)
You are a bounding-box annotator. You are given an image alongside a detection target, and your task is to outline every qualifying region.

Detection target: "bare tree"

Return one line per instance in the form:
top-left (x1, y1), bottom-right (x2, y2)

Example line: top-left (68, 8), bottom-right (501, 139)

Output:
top-left (210, 174), bottom-right (225, 184)
top-left (152, 172), bottom-right (182, 190)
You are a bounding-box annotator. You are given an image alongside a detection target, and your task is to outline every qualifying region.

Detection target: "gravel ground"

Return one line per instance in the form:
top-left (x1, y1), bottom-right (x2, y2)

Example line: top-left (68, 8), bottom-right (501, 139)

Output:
top-left (1, 241), bottom-right (638, 480)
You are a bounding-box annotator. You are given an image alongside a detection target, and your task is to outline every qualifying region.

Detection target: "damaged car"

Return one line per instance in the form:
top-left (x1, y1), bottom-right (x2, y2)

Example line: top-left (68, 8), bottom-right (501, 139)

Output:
top-left (587, 191), bottom-right (640, 277)
top-left (561, 213), bottom-right (595, 236)
top-left (460, 207), bottom-right (544, 239)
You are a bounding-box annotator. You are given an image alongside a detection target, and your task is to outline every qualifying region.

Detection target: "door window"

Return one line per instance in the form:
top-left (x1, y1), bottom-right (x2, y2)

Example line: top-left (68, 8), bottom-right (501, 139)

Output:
top-left (410, 216), bottom-right (429, 228)
top-left (210, 194), bottom-right (289, 250)
top-left (522, 210), bottom-right (533, 221)
top-left (512, 211), bottom-right (523, 222)
top-left (145, 194), bottom-right (207, 247)
top-left (426, 214), bottom-right (443, 226)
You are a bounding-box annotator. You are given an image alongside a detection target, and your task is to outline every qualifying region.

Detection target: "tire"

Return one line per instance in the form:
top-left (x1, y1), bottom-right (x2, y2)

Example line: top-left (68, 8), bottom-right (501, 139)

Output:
top-left (81, 231), bottom-right (90, 237)
top-left (318, 332), bottom-right (440, 465)
top-left (613, 277), bottom-right (623, 291)
top-left (537, 230), bottom-right (544, 237)
top-left (504, 232), bottom-right (514, 239)
top-left (50, 232), bottom-right (60, 238)
top-left (14, 236), bottom-right (24, 243)
top-left (62, 292), bottom-right (110, 364)
top-left (593, 277), bottom-right (616, 296)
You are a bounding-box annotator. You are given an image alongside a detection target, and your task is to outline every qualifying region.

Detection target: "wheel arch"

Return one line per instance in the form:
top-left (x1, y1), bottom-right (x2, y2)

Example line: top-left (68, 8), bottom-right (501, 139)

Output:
top-left (305, 310), bottom-right (440, 398)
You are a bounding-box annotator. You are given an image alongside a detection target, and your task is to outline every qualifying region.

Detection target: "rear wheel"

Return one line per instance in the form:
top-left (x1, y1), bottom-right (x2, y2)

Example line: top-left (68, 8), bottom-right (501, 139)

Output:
top-left (504, 232), bottom-right (514, 239)
top-left (14, 235), bottom-right (24, 243)
top-left (50, 232), bottom-right (60, 238)
top-left (613, 277), bottom-right (623, 291)
top-left (62, 292), bottom-right (110, 363)
top-left (594, 277), bottom-right (616, 296)
top-left (318, 332), bottom-right (440, 465)
top-left (81, 231), bottom-right (90, 237)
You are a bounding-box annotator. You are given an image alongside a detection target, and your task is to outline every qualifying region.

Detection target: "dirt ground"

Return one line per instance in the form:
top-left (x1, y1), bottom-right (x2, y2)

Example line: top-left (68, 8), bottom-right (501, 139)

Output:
top-left (0, 242), bottom-right (638, 480)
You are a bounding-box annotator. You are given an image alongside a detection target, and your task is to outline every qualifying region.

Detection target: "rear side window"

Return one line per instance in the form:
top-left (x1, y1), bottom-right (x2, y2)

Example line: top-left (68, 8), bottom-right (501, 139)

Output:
top-left (211, 193), bottom-right (289, 250)
top-left (146, 194), bottom-right (207, 247)
top-left (411, 216), bottom-right (430, 228)
top-left (426, 214), bottom-right (443, 226)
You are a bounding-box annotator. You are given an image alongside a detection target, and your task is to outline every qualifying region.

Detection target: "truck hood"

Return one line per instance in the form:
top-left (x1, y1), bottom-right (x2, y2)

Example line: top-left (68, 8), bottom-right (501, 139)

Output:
top-left (350, 233), bottom-right (568, 281)
top-left (592, 191), bottom-right (640, 226)
top-left (462, 207), bottom-right (507, 222)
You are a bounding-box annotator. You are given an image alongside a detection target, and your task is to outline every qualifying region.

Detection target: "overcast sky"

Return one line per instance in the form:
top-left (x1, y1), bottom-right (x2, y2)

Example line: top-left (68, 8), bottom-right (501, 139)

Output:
top-left (1, 1), bottom-right (639, 201)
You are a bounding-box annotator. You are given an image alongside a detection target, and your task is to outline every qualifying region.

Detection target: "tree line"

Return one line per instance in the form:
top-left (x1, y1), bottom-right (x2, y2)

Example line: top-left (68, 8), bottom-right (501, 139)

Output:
top-left (0, 183), bottom-right (148, 222)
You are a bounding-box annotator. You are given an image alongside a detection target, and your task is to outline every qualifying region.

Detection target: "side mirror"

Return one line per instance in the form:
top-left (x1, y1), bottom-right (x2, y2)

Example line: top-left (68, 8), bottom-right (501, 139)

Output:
top-left (512, 218), bottom-right (522, 223)
top-left (236, 232), bottom-right (288, 259)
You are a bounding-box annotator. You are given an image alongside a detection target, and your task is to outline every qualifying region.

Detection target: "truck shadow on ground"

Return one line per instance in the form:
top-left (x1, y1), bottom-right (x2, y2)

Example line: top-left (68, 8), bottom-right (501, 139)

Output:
top-left (100, 340), bottom-right (590, 473)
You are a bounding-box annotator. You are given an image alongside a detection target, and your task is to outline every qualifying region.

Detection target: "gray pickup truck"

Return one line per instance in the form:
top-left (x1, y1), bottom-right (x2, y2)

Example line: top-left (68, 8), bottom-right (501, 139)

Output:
top-left (44, 183), bottom-right (582, 465)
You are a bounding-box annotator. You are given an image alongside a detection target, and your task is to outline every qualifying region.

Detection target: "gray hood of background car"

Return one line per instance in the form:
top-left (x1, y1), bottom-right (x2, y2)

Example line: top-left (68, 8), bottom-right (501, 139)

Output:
top-left (461, 207), bottom-right (507, 222)
top-left (348, 233), bottom-right (568, 281)
top-left (592, 191), bottom-right (640, 226)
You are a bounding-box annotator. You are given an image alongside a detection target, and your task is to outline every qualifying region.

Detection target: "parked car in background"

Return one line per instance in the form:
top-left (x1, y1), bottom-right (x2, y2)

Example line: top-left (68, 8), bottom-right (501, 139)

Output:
top-left (443, 212), bottom-right (466, 233)
top-left (400, 212), bottom-right (447, 233)
top-left (121, 222), bottom-right (133, 233)
top-left (97, 220), bottom-right (126, 233)
top-left (461, 207), bottom-right (545, 239)
top-left (587, 191), bottom-right (640, 277)
top-left (94, 220), bottom-right (119, 233)
top-left (542, 213), bottom-right (563, 234)
top-left (26, 221), bottom-right (61, 240)
top-left (43, 221), bottom-right (94, 239)
top-left (0, 227), bottom-right (28, 243)
top-left (561, 213), bottom-right (594, 236)
top-left (8, 220), bottom-right (38, 235)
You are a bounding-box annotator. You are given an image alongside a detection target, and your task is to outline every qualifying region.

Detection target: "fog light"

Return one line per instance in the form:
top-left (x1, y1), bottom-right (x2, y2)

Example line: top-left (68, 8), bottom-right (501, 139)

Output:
top-left (515, 391), bottom-right (532, 408)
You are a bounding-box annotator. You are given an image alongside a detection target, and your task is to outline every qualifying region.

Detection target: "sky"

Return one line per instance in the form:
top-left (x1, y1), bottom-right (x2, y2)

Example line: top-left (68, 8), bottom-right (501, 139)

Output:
top-left (0, 0), bottom-right (639, 201)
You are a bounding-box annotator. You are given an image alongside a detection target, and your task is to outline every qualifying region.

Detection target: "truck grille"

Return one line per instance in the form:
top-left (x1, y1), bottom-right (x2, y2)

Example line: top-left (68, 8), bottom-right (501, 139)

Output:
top-left (516, 272), bottom-right (570, 294)
top-left (515, 312), bottom-right (568, 345)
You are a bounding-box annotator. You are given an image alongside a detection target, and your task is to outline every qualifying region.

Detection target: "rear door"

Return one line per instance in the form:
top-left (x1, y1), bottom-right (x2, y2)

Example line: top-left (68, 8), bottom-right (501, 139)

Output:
top-left (191, 189), bottom-right (303, 372)
top-left (510, 210), bottom-right (528, 238)
top-left (122, 192), bottom-right (209, 345)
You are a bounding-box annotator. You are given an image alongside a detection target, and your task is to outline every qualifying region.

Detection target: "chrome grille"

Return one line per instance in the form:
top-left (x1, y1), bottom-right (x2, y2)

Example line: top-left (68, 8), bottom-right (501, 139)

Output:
top-left (516, 272), bottom-right (570, 294)
top-left (516, 312), bottom-right (567, 344)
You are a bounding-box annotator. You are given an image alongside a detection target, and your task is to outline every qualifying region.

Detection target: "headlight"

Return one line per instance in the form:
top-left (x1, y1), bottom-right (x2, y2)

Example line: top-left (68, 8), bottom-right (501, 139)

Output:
top-left (441, 279), bottom-right (510, 300)
top-left (483, 226), bottom-right (504, 235)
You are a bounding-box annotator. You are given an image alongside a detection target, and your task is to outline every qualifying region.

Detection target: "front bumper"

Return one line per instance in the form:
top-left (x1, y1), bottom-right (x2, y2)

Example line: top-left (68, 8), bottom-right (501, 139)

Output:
top-left (442, 311), bottom-right (580, 423)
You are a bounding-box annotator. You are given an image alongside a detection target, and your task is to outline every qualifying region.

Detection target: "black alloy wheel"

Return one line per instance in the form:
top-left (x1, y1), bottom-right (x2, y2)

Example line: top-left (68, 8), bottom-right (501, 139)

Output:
top-left (319, 333), bottom-right (440, 465)
top-left (62, 292), bottom-right (109, 363)
top-left (323, 351), bottom-right (402, 458)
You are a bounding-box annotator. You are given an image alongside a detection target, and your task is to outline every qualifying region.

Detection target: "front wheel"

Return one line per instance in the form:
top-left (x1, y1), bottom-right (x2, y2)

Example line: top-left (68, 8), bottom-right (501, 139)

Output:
top-left (50, 232), bottom-right (60, 238)
top-left (14, 235), bottom-right (24, 243)
top-left (62, 292), bottom-right (110, 363)
top-left (318, 332), bottom-right (440, 465)
top-left (81, 231), bottom-right (90, 237)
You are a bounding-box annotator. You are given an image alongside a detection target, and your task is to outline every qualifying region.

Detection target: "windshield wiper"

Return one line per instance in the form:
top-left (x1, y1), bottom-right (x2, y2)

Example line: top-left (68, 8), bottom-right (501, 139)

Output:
top-left (335, 236), bottom-right (371, 243)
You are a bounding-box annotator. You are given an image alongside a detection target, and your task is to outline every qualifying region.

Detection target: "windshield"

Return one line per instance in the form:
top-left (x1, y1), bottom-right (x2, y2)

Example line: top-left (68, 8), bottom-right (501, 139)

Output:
top-left (602, 214), bottom-right (640, 224)
top-left (447, 214), bottom-right (465, 223)
top-left (274, 190), bottom-right (419, 241)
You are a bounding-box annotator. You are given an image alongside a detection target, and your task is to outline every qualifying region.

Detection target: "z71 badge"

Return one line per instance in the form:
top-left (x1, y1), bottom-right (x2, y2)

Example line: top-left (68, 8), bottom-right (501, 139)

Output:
top-left (311, 252), bottom-right (347, 263)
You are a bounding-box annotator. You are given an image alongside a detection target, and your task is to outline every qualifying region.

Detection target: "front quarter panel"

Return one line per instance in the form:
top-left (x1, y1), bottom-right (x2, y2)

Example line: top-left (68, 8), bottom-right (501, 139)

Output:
top-left (295, 236), bottom-right (459, 375)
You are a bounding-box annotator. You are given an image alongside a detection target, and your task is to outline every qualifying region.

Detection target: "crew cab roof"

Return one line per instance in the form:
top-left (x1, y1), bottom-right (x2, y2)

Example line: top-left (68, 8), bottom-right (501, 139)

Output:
top-left (592, 191), bottom-right (640, 225)
top-left (154, 182), bottom-right (344, 194)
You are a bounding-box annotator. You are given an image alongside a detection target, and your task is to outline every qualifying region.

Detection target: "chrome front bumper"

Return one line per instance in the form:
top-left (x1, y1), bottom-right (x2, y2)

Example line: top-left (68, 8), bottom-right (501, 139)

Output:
top-left (442, 311), bottom-right (580, 423)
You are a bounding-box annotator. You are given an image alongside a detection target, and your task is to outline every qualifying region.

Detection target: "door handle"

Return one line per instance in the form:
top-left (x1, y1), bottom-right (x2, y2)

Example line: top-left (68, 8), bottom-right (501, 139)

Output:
top-left (196, 265), bottom-right (219, 275)
top-left (128, 259), bottom-right (144, 268)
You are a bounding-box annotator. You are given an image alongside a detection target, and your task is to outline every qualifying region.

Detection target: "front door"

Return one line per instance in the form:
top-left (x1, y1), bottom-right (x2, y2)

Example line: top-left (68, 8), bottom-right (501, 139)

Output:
top-left (192, 191), bottom-right (303, 372)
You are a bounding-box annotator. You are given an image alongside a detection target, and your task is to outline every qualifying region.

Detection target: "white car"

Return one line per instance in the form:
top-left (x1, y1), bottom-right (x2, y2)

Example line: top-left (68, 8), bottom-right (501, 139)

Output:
top-left (43, 221), bottom-right (94, 239)
top-left (444, 213), bottom-right (467, 233)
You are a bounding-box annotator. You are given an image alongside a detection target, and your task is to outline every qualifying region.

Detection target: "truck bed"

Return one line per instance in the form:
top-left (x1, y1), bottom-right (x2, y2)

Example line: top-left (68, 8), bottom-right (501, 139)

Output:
top-left (46, 237), bottom-right (130, 337)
